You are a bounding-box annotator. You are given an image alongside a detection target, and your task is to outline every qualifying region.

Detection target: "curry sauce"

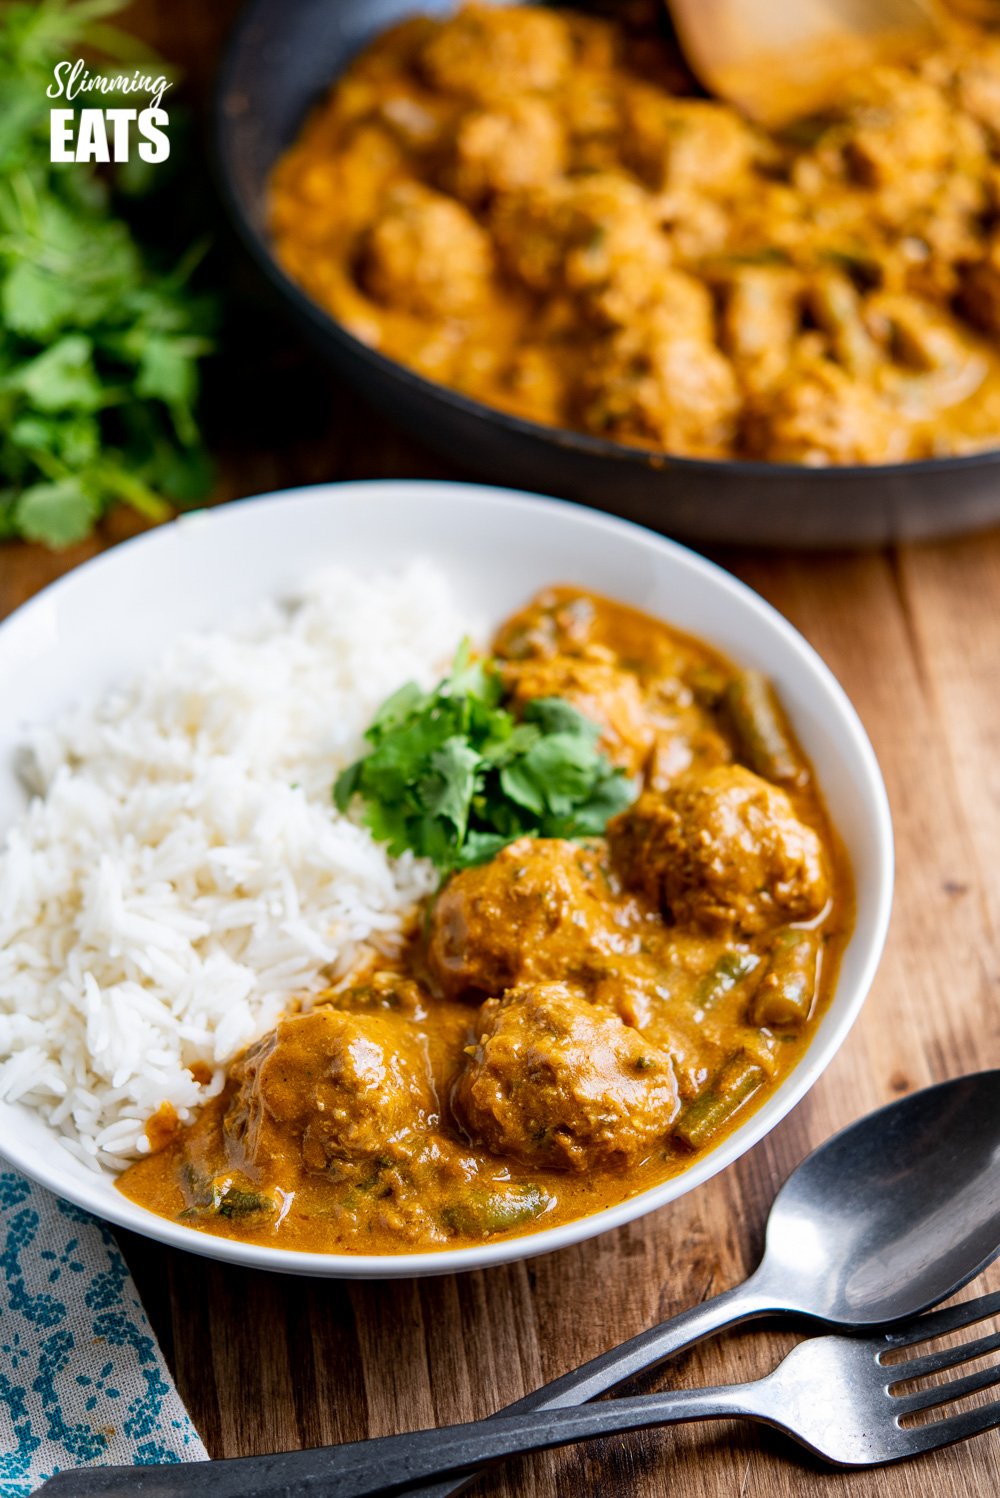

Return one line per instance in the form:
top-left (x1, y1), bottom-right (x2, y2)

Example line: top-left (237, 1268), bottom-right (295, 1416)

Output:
top-left (269, 3), bottom-right (1000, 465)
top-left (118, 588), bottom-right (852, 1254)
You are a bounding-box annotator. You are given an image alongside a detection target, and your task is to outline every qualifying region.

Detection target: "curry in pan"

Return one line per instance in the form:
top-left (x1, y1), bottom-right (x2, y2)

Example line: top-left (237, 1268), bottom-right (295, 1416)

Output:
top-left (119, 589), bottom-right (851, 1253)
top-left (269, 3), bottom-right (1000, 465)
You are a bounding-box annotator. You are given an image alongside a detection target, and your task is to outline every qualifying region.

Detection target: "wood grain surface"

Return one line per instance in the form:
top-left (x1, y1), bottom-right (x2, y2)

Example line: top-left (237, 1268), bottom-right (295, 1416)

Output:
top-left (3, 2), bottom-right (1000, 1492)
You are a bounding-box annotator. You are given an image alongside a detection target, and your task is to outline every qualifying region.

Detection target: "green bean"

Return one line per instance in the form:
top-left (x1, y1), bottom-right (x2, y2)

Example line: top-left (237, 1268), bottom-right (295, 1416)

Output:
top-left (724, 669), bottom-right (807, 787)
top-left (750, 930), bottom-right (821, 1028)
top-left (778, 115), bottom-right (832, 149)
top-left (180, 1170), bottom-right (278, 1222)
top-left (702, 247), bottom-right (792, 270)
top-left (818, 246), bottom-right (882, 289)
top-left (690, 664), bottom-right (730, 709)
top-left (695, 950), bottom-right (761, 1010)
top-left (674, 1051), bottom-right (766, 1151)
top-left (214, 1185), bottom-right (276, 1220)
top-left (440, 1183), bottom-right (551, 1238)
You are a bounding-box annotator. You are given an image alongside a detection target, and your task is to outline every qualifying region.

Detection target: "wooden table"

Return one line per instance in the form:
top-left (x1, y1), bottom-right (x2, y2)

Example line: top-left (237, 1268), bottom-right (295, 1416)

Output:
top-left (3, 3), bottom-right (1000, 1493)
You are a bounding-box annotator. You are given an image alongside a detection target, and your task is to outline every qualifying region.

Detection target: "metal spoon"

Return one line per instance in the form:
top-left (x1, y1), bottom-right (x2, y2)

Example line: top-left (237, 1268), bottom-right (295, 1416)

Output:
top-left (412, 1069), bottom-right (1000, 1498)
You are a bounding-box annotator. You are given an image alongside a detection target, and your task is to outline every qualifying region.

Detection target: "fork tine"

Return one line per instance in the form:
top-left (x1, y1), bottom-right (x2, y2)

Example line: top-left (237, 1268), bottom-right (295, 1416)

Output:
top-left (883, 1289), bottom-right (1000, 1350)
top-left (897, 1394), bottom-right (1000, 1457)
top-left (887, 1327), bottom-right (1000, 1384)
top-left (893, 1355), bottom-right (1000, 1417)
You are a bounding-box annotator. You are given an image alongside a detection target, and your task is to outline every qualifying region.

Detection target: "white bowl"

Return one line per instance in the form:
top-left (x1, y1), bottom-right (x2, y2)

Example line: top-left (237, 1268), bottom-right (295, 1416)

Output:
top-left (0, 481), bottom-right (893, 1278)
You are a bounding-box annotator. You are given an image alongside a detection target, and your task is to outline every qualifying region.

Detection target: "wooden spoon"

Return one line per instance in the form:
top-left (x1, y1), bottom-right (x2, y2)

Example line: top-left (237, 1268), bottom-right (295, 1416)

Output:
top-left (668, 0), bottom-right (943, 124)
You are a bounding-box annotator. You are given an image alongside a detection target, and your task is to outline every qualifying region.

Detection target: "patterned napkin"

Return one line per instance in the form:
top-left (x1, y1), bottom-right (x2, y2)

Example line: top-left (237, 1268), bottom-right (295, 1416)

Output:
top-left (0, 1167), bottom-right (207, 1496)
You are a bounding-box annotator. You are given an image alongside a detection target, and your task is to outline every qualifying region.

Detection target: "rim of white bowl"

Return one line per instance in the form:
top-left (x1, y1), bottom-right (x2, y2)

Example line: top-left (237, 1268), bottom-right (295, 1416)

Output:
top-left (0, 480), bottom-right (894, 1278)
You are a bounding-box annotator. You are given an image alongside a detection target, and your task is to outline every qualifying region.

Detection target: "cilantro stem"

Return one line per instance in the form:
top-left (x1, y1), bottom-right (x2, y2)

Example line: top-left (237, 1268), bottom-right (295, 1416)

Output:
top-left (94, 463), bottom-right (173, 521)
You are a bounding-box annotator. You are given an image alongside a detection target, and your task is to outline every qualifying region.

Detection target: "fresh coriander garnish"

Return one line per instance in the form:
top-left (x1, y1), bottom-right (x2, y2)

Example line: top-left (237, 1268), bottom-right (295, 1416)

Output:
top-left (334, 642), bottom-right (636, 872)
top-left (0, 0), bottom-right (218, 548)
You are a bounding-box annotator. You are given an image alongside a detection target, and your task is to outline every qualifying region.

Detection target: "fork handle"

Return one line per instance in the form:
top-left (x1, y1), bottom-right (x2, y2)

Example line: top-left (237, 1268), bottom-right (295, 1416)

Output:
top-left (294, 1384), bottom-right (772, 1496)
top-left (36, 1279), bottom-right (778, 1498)
top-left (37, 1383), bottom-right (774, 1497)
top-left (404, 1271), bottom-right (779, 1498)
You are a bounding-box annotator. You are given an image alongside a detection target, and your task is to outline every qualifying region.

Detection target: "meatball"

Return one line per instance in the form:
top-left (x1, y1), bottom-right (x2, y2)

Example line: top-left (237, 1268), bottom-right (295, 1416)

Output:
top-left (494, 590), bottom-right (599, 661)
top-left (646, 723), bottom-right (732, 790)
top-left (224, 1007), bottom-right (433, 1178)
top-left (271, 123), bottom-right (405, 240)
top-left (578, 323), bottom-right (740, 457)
top-left (502, 651), bottom-right (653, 775)
top-left (741, 360), bottom-right (906, 465)
top-left (418, 5), bottom-right (572, 102)
top-left (839, 69), bottom-right (952, 192)
top-left (453, 981), bottom-right (680, 1170)
top-left (490, 173), bottom-right (672, 322)
top-left (623, 88), bottom-right (756, 193)
top-left (426, 837), bottom-right (618, 1001)
top-left (608, 765), bottom-right (830, 935)
top-left (358, 182), bottom-right (493, 317)
top-left (444, 97), bottom-right (566, 204)
top-left (632, 267), bottom-right (716, 343)
top-left (585, 259), bottom-right (716, 333)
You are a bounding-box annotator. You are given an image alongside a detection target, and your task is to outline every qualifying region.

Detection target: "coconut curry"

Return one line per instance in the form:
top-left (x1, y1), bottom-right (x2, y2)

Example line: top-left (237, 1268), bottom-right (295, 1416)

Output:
top-left (269, 3), bottom-right (1000, 464)
top-left (118, 588), bottom-right (852, 1254)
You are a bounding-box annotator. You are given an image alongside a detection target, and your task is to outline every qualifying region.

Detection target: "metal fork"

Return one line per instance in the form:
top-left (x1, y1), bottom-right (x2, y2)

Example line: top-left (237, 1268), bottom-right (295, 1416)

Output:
top-left (38, 1289), bottom-right (1000, 1495)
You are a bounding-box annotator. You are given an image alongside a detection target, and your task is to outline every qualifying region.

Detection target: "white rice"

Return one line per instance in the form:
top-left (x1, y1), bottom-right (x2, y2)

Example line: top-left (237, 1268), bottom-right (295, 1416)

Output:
top-left (0, 562), bottom-right (471, 1171)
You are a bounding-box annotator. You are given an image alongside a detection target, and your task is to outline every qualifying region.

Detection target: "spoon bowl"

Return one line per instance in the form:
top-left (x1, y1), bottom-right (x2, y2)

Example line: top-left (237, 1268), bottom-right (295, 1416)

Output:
top-left (756, 1070), bottom-right (1000, 1325)
top-left (669, 0), bottom-right (941, 125)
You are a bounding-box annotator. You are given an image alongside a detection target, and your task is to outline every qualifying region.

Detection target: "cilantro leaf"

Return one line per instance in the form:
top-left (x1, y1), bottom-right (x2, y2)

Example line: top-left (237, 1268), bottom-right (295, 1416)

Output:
top-left (334, 648), bottom-right (637, 873)
top-left (1, 261), bottom-right (79, 339)
top-left (10, 412), bottom-right (100, 466)
top-left (420, 739), bottom-right (481, 839)
top-left (136, 335), bottom-right (197, 406)
top-left (499, 758), bottom-right (547, 816)
top-left (523, 696), bottom-right (601, 741)
top-left (12, 335), bottom-right (106, 412)
top-left (14, 478), bottom-right (98, 547)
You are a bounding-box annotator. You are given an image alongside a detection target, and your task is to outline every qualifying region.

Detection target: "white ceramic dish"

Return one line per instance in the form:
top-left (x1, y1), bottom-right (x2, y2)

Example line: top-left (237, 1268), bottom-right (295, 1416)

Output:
top-left (0, 480), bottom-right (893, 1278)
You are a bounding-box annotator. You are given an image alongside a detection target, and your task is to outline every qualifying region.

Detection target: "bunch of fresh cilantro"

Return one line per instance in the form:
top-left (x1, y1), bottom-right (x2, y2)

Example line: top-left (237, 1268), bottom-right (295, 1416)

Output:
top-left (0, 0), bottom-right (217, 547)
top-left (334, 644), bottom-right (637, 873)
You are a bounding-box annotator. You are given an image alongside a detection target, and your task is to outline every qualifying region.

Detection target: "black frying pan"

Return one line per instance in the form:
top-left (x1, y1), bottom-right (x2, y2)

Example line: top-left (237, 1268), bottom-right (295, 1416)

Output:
top-left (214, 0), bottom-right (1000, 547)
